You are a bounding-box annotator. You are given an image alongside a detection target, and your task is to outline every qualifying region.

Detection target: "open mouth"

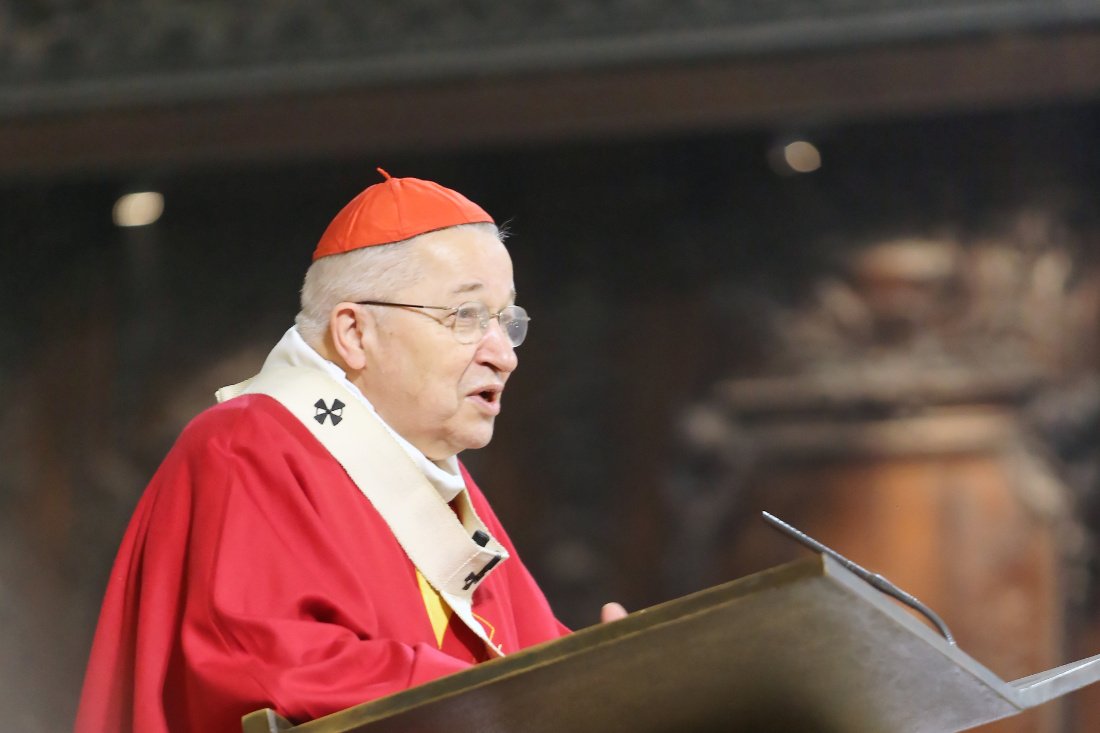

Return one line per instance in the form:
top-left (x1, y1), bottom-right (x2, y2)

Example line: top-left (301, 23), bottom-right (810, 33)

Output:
top-left (469, 386), bottom-right (503, 414)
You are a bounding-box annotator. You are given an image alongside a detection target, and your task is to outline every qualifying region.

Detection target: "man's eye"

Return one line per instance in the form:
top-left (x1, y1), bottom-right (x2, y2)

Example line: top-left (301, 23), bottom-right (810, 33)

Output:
top-left (456, 306), bottom-right (483, 322)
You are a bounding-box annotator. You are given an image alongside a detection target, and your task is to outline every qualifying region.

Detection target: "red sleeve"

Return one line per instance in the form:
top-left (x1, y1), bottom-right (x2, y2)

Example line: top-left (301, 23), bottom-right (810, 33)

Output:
top-left (77, 397), bottom-right (478, 733)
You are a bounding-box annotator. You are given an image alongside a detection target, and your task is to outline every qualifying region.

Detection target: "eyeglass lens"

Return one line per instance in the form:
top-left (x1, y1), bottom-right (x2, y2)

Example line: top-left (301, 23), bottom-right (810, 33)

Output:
top-left (453, 302), bottom-right (529, 347)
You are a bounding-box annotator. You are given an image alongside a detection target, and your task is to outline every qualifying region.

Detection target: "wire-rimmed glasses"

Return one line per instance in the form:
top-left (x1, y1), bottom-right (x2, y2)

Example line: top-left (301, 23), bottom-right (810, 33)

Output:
top-left (356, 300), bottom-right (530, 347)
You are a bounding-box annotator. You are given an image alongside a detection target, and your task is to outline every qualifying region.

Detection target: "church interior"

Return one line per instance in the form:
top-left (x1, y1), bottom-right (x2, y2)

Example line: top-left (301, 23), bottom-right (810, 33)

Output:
top-left (2, 2), bottom-right (1100, 731)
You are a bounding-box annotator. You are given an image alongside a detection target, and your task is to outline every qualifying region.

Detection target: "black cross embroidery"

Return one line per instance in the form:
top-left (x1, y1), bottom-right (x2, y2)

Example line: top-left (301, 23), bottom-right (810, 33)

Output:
top-left (463, 554), bottom-right (502, 590)
top-left (314, 398), bottom-right (345, 426)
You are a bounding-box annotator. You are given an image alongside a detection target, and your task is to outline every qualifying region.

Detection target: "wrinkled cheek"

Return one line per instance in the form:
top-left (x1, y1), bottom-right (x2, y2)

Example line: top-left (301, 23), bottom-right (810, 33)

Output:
top-left (403, 378), bottom-right (443, 412)
top-left (417, 390), bottom-right (463, 431)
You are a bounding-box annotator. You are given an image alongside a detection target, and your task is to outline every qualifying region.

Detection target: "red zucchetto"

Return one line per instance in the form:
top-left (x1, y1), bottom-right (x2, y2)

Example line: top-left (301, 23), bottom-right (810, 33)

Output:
top-left (312, 168), bottom-right (495, 260)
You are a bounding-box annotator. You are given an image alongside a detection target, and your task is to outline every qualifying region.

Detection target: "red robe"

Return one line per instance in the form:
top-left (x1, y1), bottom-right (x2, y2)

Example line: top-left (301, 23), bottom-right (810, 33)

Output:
top-left (75, 393), bottom-right (568, 733)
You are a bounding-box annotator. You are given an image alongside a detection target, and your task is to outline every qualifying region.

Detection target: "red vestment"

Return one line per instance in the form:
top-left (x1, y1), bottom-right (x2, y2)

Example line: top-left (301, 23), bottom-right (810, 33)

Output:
top-left (75, 394), bottom-right (567, 733)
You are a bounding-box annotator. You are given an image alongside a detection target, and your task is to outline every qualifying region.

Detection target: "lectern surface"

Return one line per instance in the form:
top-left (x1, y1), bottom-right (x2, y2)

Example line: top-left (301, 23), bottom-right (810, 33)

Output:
top-left (266, 554), bottom-right (1052, 733)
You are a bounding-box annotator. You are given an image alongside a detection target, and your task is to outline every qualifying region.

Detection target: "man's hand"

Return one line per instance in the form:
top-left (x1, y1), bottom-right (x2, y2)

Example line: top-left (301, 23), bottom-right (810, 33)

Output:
top-left (600, 602), bottom-right (628, 623)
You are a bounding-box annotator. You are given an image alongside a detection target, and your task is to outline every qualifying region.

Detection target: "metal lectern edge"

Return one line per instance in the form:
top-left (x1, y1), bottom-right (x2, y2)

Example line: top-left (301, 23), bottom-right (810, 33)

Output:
top-left (1009, 652), bottom-right (1100, 708)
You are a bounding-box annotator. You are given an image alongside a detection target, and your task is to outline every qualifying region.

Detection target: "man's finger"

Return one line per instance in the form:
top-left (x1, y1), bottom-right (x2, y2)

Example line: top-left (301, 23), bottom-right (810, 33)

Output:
top-left (600, 602), bottom-right (628, 623)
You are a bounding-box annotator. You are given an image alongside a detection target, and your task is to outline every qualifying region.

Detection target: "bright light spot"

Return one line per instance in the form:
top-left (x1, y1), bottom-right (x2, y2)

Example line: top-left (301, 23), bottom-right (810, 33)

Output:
top-left (113, 192), bottom-right (164, 227)
top-left (783, 141), bottom-right (821, 173)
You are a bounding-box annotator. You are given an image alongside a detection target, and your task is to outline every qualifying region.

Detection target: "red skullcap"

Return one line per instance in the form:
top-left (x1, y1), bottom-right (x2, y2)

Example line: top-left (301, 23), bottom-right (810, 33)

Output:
top-left (312, 168), bottom-right (495, 261)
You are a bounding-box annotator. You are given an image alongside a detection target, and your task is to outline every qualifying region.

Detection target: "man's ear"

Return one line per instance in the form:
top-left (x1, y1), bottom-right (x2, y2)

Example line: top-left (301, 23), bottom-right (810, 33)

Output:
top-left (328, 303), bottom-right (373, 371)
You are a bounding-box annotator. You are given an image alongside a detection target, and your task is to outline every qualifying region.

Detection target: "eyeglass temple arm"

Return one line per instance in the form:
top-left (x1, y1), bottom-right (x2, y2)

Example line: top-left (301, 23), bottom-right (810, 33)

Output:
top-left (355, 300), bottom-right (452, 311)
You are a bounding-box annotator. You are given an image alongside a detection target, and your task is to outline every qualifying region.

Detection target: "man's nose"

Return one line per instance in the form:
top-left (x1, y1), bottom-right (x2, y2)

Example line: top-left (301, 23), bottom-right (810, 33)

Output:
top-left (477, 318), bottom-right (519, 373)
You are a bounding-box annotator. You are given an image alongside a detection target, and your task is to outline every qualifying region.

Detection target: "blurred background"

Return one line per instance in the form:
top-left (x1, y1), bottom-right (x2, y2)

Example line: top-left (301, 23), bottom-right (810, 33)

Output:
top-left (3, 2), bottom-right (1100, 731)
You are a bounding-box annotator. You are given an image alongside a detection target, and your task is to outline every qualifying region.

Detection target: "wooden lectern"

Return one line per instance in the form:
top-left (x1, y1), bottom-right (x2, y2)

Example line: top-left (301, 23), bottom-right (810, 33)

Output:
top-left (243, 554), bottom-right (1100, 733)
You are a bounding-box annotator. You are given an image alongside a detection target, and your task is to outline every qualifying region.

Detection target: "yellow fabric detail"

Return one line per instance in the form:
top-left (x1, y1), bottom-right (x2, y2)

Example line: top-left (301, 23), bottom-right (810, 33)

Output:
top-left (472, 612), bottom-right (497, 644)
top-left (416, 568), bottom-right (453, 648)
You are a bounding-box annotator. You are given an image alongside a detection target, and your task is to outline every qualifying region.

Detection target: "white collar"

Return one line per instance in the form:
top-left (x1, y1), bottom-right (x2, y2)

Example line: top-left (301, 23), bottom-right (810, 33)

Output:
top-left (262, 327), bottom-right (467, 503)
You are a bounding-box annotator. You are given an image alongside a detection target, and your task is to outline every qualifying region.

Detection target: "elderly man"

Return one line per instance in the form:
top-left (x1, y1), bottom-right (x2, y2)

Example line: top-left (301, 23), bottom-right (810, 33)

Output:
top-left (75, 171), bottom-right (622, 733)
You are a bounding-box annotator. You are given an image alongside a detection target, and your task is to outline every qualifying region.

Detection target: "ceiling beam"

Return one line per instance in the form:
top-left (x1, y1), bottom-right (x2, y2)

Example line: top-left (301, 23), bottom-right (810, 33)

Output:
top-left (2, 30), bottom-right (1098, 178)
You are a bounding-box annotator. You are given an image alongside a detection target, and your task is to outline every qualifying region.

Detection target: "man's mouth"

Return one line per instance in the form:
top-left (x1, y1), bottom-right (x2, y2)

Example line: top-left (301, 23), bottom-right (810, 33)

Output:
top-left (468, 385), bottom-right (503, 415)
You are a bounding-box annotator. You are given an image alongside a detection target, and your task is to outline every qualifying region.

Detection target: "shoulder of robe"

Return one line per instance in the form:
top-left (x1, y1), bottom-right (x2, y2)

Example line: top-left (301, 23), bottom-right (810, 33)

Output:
top-left (174, 393), bottom-right (306, 453)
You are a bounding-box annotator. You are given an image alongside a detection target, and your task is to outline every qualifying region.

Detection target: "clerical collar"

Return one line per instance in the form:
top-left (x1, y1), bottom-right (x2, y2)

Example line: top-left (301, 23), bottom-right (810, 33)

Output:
top-left (261, 327), bottom-right (467, 503)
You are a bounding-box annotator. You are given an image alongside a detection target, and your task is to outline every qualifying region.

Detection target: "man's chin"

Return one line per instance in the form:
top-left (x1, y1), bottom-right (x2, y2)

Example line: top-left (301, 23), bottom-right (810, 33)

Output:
top-left (455, 420), bottom-right (495, 453)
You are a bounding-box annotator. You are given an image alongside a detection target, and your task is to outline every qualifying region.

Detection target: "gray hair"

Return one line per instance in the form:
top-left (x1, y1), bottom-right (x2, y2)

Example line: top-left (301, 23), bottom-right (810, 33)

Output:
top-left (294, 222), bottom-right (503, 347)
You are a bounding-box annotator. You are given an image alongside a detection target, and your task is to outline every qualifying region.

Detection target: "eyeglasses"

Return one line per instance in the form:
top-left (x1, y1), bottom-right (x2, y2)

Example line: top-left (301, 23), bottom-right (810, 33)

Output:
top-left (356, 300), bottom-right (530, 347)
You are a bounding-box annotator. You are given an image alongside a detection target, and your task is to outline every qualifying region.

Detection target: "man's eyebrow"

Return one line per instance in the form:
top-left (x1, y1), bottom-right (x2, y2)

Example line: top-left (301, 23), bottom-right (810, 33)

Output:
top-left (452, 282), bottom-right (485, 295)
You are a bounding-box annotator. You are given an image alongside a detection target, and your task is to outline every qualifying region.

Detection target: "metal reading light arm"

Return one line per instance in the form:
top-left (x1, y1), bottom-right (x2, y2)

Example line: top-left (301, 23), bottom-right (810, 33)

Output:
top-left (761, 511), bottom-right (957, 646)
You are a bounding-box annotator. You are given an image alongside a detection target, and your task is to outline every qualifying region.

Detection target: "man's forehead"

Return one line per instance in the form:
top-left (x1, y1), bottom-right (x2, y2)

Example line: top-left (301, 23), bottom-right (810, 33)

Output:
top-left (414, 227), bottom-right (510, 265)
top-left (407, 226), bottom-right (515, 300)
top-left (450, 281), bottom-right (518, 299)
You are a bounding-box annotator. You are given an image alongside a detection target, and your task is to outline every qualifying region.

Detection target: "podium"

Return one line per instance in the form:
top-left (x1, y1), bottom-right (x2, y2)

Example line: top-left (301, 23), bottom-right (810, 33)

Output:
top-left (243, 554), bottom-right (1100, 733)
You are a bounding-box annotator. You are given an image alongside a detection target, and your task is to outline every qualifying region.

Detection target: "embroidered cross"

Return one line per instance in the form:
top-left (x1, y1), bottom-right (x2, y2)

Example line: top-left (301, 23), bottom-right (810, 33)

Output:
top-left (463, 554), bottom-right (502, 590)
top-left (314, 398), bottom-right (345, 426)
